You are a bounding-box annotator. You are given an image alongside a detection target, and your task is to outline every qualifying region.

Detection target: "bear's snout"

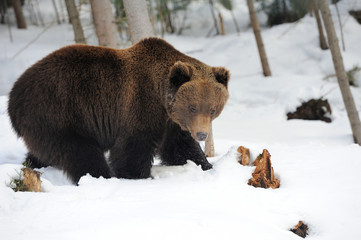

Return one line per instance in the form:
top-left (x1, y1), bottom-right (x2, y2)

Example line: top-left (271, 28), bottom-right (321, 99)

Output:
top-left (196, 132), bottom-right (208, 141)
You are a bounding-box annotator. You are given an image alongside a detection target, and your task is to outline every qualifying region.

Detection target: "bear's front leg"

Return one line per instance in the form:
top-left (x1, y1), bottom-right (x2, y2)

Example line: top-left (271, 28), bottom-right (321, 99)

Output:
top-left (109, 135), bottom-right (156, 179)
top-left (160, 121), bottom-right (212, 171)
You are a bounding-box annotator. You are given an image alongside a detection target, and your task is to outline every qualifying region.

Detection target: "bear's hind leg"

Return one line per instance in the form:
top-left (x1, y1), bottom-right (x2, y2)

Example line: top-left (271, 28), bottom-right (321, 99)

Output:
top-left (109, 135), bottom-right (155, 179)
top-left (57, 134), bottom-right (111, 183)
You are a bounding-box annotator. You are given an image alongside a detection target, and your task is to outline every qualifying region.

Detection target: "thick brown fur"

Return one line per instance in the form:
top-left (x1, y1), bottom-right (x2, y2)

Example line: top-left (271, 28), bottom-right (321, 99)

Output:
top-left (8, 37), bottom-right (230, 183)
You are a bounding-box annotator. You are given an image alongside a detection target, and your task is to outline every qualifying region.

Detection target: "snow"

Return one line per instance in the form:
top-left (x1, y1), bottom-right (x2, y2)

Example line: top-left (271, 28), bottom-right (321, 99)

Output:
top-left (1, 0), bottom-right (361, 239)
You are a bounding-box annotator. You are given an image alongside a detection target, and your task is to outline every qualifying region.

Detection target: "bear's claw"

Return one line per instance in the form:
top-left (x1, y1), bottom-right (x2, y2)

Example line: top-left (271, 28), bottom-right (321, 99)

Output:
top-left (201, 162), bottom-right (213, 171)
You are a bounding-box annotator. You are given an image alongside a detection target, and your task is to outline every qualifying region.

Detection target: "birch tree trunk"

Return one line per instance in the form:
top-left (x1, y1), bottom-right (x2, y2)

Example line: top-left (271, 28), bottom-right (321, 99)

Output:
top-left (123, 0), bottom-right (153, 44)
top-left (90, 0), bottom-right (119, 48)
top-left (12, 0), bottom-right (26, 29)
top-left (313, 0), bottom-right (328, 50)
top-left (318, 0), bottom-right (361, 145)
top-left (65, 0), bottom-right (86, 44)
top-left (246, 0), bottom-right (271, 77)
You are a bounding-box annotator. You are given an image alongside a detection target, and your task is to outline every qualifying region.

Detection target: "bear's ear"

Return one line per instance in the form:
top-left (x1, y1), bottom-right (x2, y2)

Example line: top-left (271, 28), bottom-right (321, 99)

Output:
top-left (213, 67), bottom-right (230, 88)
top-left (169, 61), bottom-right (193, 90)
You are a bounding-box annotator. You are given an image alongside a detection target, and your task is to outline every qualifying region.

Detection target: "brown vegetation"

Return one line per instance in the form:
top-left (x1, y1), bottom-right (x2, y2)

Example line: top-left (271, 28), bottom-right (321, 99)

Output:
top-left (23, 168), bottom-right (42, 192)
top-left (248, 149), bottom-right (280, 189)
top-left (237, 146), bottom-right (250, 166)
top-left (290, 221), bottom-right (309, 238)
top-left (10, 167), bottom-right (41, 192)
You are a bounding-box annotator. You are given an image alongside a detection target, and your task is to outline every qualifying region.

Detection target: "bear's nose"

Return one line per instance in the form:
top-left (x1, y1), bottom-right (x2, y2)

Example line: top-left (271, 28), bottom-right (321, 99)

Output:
top-left (196, 132), bottom-right (208, 141)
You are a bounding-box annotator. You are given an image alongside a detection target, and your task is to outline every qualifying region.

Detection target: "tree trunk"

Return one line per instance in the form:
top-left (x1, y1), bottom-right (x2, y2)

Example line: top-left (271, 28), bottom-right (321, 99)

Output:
top-left (12, 0), bottom-right (26, 29)
top-left (246, 0), bottom-right (271, 77)
top-left (204, 124), bottom-right (215, 157)
top-left (209, 0), bottom-right (220, 35)
top-left (155, 0), bottom-right (165, 37)
top-left (149, 0), bottom-right (158, 36)
top-left (123, 0), bottom-right (153, 44)
top-left (65, 0), bottom-right (86, 44)
top-left (313, 2), bottom-right (328, 50)
top-left (334, 1), bottom-right (345, 51)
top-left (0, 0), bottom-right (6, 24)
top-left (90, 0), bottom-right (119, 48)
top-left (230, 11), bottom-right (240, 34)
top-left (52, 0), bottom-right (61, 25)
top-left (218, 12), bottom-right (225, 35)
top-left (319, 0), bottom-right (361, 145)
top-left (163, 2), bottom-right (174, 34)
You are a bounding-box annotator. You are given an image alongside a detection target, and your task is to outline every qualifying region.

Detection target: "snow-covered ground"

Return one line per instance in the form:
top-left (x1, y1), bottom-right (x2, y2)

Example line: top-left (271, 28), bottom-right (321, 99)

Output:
top-left (1, 1), bottom-right (361, 239)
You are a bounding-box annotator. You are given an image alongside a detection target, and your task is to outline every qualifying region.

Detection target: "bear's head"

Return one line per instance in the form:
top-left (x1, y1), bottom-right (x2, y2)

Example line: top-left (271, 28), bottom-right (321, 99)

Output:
top-left (167, 61), bottom-right (230, 142)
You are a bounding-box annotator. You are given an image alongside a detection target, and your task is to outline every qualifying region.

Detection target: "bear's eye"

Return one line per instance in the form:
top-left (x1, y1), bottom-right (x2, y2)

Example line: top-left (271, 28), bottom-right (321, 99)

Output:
top-left (189, 106), bottom-right (197, 113)
top-left (210, 109), bottom-right (216, 115)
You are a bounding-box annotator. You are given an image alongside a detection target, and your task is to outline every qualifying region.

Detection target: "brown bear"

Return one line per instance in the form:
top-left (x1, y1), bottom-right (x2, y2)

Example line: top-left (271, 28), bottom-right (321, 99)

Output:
top-left (8, 37), bottom-right (230, 183)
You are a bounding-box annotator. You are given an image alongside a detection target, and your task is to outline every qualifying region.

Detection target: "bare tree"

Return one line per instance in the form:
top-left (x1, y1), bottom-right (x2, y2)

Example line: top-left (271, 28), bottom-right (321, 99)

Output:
top-left (12, 0), bottom-right (26, 29)
top-left (219, 0), bottom-right (240, 34)
top-left (319, 0), bottom-right (361, 145)
top-left (52, 0), bottom-right (61, 25)
top-left (65, 0), bottom-right (86, 44)
top-left (312, 0), bottom-right (328, 50)
top-left (219, 13), bottom-right (225, 35)
top-left (123, 0), bottom-right (153, 44)
top-left (334, 1), bottom-right (345, 51)
top-left (0, 0), bottom-right (6, 24)
top-left (149, 0), bottom-right (158, 35)
top-left (155, 0), bottom-right (166, 37)
top-left (90, 0), bottom-right (119, 48)
top-left (246, 0), bottom-right (271, 76)
top-left (209, 0), bottom-right (220, 35)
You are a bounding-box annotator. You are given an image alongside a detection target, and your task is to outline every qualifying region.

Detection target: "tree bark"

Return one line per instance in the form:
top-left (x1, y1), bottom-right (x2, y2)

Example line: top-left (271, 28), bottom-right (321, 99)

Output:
top-left (12, 0), bottom-right (26, 29)
top-left (318, 0), bottom-right (361, 145)
top-left (90, 0), bottom-right (119, 48)
top-left (218, 13), bottom-right (225, 35)
top-left (334, 1), bottom-right (345, 51)
top-left (204, 124), bottom-right (215, 157)
top-left (246, 0), bottom-right (271, 77)
top-left (123, 0), bottom-right (153, 44)
top-left (65, 0), bottom-right (86, 44)
top-left (313, 0), bottom-right (328, 50)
